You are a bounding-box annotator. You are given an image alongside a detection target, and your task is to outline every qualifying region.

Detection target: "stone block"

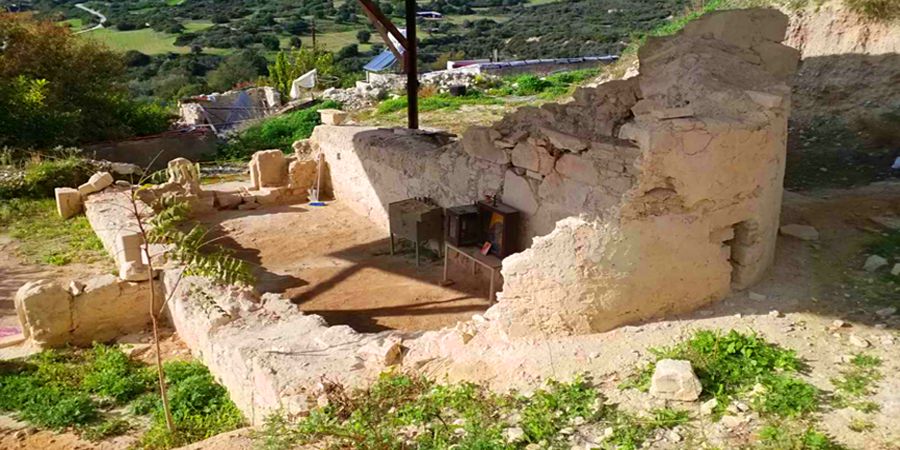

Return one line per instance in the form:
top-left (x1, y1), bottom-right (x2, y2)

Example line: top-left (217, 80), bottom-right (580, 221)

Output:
top-left (116, 232), bottom-right (144, 264)
top-left (15, 280), bottom-right (72, 347)
top-left (71, 275), bottom-right (152, 346)
top-left (318, 109), bottom-right (349, 126)
top-left (167, 158), bottom-right (201, 194)
top-left (215, 191), bottom-right (243, 210)
top-left (649, 359), bottom-right (702, 401)
top-left (555, 153), bottom-right (600, 185)
top-left (77, 172), bottom-right (113, 197)
top-left (779, 224), bottom-right (819, 241)
top-left (54, 187), bottom-right (82, 219)
top-left (502, 170), bottom-right (539, 216)
top-left (250, 150), bottom-right (288, 189)
top-left (288, 159), bottom-right (318, 192)
top-left (462, 126), bottom-right (509, 164)
top-left (119, 261), bottom-right (151, 281)
top-left (540, 127), bottom-right (587, 152)
top-left (653, 107), bottom-right (695, 120)
top-left (538, 173), bottom-right (590, 210)
top-left (511, 142), bottom-right (540, 172)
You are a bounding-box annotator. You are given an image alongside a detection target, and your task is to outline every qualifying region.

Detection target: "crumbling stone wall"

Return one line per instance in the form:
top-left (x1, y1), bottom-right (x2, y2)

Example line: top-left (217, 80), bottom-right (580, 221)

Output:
top-left (311, 9), bottom-right (799, 337)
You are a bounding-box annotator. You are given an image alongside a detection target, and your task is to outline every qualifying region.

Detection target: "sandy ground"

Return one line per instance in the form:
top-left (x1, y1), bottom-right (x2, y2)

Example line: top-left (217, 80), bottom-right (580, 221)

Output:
top-left (200, 201), bottom-right (494, 332)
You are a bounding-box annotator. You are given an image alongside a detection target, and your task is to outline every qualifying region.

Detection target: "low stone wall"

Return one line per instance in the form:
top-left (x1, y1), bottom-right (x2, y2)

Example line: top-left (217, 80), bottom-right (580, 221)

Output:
top-left (83, 128), bottom-right (218, 173)
top-left (311, 9), bottom-right (799, 337)
top-left (15, 276), bottom-right (158, 347)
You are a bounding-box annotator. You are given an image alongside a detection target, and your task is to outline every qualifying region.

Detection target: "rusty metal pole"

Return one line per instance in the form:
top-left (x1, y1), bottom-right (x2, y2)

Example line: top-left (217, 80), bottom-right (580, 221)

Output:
top-left (405, 0), bottom-right (418, 129)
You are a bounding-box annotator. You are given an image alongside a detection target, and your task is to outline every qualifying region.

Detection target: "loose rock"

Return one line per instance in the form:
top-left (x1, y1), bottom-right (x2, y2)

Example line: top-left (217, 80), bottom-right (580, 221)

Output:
top-left (649, 359), bottom-right (702, 401)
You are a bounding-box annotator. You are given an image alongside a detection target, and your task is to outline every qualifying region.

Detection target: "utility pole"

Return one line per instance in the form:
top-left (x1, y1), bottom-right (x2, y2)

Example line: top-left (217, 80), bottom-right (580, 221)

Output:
top-left (311, 18), bottom-right (317, 54)
top-left (405, 0), bottom-right (418, 129)
top-left (356, 0), bottom-right (418, 129)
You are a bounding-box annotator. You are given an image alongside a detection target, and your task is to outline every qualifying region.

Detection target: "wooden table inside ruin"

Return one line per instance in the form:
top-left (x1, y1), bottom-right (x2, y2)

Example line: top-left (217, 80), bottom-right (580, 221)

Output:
top-left (442, 243), bottom-right (502, 303)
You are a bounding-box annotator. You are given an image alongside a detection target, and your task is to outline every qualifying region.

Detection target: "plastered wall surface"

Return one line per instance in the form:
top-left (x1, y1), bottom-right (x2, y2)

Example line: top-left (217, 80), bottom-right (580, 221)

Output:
top-left (311, 8), bottom-right (799, 337)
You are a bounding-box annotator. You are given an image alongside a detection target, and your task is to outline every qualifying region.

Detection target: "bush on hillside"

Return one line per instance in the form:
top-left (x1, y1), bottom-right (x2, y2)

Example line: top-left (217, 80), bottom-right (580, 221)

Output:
top-left (0, 13), bottom-right (173, 149)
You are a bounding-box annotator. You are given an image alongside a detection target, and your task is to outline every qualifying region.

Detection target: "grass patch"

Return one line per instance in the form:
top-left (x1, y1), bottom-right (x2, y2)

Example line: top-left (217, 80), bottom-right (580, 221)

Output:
top-left (0, 198), bottom-right (107, 266)
top-left (0, 345), bottom-right (243, 448)
top-left (258, 372), bottom-right (691, 450)
top-left (219, 100), bottom-right (340, 160)
top-left (488, 69), bottom-right (600, 99)
top-left (831, 353), bottom-right (883, 412)
top-left (622, 329), bottom-right (818, 418)
top-left (375, 91), bottom-right (504, 115)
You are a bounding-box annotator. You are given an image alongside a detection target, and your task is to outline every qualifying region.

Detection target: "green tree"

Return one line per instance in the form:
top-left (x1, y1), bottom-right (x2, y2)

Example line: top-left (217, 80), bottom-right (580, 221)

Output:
top-left (357, 29), bottom-right (371, 44)
top-left (206, 50), bottom-right (267, 92)
top-left (266, 49), bottom-right (339, 100)
top-left (0, 13), bottom-right (171, 148)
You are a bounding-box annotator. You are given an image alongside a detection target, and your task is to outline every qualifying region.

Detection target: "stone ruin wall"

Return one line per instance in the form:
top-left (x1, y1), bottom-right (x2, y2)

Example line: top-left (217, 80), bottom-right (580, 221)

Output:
top-left (310, 8), bottom-right (800, 337)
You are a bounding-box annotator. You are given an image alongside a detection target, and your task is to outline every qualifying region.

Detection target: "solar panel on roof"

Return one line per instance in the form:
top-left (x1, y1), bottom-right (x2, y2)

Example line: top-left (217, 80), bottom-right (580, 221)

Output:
top-left (364, 50), bottom-right (399, 72)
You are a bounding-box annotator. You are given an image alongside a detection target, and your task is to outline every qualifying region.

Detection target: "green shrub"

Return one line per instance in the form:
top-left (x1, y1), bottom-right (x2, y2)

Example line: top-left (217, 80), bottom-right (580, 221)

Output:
top-left (623, 330), bottom-right (817, 417)
top-left (83, 344), bottom-right (155, 404)
top-left (140, 361), bottom-right (244, 449)
top-left (0, 346), bottom-right (242, 448)
top-left (219, 100), bottom-right (340, 160)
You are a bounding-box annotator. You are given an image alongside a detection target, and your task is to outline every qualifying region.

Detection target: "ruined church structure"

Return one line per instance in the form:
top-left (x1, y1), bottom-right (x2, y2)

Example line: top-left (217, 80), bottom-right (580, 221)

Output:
top-left (311, 8), bottom-right (799, 336)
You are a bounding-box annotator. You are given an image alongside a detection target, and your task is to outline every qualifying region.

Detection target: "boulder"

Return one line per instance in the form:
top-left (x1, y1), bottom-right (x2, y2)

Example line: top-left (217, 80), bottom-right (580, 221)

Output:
top-left (54, 187), bottom-right (83, 219)
top-left (649, 359), bottom-right (702, 401)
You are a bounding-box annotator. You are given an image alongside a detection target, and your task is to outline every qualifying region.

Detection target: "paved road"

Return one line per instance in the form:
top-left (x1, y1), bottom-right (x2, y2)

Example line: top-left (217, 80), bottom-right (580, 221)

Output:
top-left (74, 3), bottom-right (106, 34)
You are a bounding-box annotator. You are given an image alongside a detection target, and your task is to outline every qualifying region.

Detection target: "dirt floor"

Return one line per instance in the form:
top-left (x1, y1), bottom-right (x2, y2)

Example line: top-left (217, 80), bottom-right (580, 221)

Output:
top-left (200, 200), bottom-right (494, 332)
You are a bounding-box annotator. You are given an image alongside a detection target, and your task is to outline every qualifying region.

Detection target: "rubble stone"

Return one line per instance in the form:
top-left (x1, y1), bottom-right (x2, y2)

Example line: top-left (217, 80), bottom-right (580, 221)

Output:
top-left (649, 359), bottom-right (703, 401)
top-left (77, 172), bottom-right (113, 197)
top-left (863, 255), bottom-right (889, 272)
top-left (779, 224), bottom-right (819, 241)
top-left (318, 109), bottom-right (349, 126)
